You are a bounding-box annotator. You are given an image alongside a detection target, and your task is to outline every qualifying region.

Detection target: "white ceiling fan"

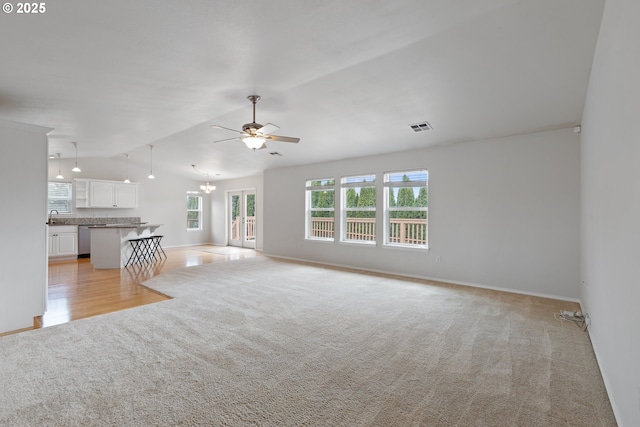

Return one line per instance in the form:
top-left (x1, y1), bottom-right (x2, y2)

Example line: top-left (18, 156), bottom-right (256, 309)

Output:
top-left (211, 95), bottom-right (300, 151)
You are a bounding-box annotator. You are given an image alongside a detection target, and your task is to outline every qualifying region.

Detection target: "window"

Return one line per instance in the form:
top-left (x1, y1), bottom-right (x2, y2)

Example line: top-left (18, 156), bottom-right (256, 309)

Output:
top-left (341, 174), bottom-right (376, 243)
top-left (48, 182), bottom-right (72, 214)
top-left (187, 192), bottom-right (202, 230)
top-left (305, 178), bottom-right (335, 240)
top-left (384, 170), bottom-right (428, 248)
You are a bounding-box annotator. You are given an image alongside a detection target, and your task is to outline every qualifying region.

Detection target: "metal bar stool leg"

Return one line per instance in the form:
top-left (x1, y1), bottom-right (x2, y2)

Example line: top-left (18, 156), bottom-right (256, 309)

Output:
top-left (148, 236), bottom-right (161, 261)
top-left (155, 235), bottom-right (167, 258)
top-left (125, 239), bottom-right (143, 267)
top-left (141, 237), bottom-right (153, 263)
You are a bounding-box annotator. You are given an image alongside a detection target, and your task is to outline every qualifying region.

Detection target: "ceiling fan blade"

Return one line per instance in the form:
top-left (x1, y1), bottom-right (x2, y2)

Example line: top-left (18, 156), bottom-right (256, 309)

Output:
top-left (211, 124), bottom-right (245, 134)
top-left (213, 136), bottom-right (242, 143)
top-left (257, 123), bottom-right (279, 135)
top-left (266, 135), bottom-right (300, 143)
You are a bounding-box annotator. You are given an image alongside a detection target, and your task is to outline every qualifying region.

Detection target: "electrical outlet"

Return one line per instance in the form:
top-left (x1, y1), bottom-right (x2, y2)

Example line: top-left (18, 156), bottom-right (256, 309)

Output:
top-left (435, 256), bottom-right (441, 263)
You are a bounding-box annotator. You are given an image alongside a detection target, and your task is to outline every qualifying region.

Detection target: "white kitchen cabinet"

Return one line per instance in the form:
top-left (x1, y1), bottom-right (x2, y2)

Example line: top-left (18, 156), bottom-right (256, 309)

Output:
top-left (90, 180), bottom-right (115, 207)
top-left (75, 179), bottom-right (138, 208)
top-left (113, 183), bottom-right (138, 208)
top-left (48, 225), bottom-right (78, 259)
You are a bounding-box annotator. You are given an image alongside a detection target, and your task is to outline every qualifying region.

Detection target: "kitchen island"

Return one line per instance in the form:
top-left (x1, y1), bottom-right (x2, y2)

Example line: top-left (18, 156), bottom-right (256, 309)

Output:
top-left (90, 223), bottom-right (163, 269)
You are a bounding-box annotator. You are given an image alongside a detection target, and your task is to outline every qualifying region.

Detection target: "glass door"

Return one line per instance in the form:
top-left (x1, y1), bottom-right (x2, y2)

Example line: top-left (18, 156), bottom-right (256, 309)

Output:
top-left (228, 190), bottom-right (256, 248)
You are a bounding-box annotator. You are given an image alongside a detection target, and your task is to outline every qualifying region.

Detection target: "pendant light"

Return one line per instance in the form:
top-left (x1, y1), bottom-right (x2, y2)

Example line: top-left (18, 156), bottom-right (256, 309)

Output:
top-left (147, 145), bottom-right (155, 179)
top-left (55, 153), bottom-right (64, 179)
top-left (123, 153), bottom-right (131, 183)
top-left (71, 142), bottom-right (81, 172)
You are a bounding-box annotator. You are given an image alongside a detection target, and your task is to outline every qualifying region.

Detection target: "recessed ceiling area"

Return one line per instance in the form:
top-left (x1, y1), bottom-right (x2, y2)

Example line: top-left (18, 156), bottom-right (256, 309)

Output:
top-left (0, 0), bottom-right (605, 180)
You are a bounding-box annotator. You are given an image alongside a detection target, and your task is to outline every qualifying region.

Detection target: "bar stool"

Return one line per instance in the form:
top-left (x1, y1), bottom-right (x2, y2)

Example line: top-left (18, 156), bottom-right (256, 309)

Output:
top-left (149, 235), bottom-right (167, 260)
top-left (125, 238), bottom-right (146, 267)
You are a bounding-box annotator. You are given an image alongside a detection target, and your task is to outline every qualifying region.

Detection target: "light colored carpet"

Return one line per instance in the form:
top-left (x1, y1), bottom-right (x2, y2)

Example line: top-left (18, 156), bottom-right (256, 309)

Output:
top-left (0, 257), bottom-right (616, 426)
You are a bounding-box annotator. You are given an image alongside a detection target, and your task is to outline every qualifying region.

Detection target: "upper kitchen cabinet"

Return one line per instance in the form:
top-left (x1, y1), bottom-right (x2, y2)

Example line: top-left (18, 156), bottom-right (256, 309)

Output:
top-left (75, 179), bottom-right (138, 208)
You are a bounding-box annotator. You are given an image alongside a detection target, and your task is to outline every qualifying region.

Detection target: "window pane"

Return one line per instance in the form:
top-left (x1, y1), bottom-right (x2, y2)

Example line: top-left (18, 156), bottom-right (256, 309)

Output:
top-left (246, 194), bottom-right (255, 217)
top-left (306, 177), bottom-right (335, 240)
top-left (384, 170), bottom-right (428, 248)
top-left (307, 178), bottom-right (335, 187)
top-left (344, 186), bottom-right (376, 209)
top-left (187, 196), bottom-right (200, 209)
top-left (48, 182), bottom-right (72, 214)
top-left (342, 174), bottom-right (376, 243)
top-left (341, 174), bottom-right (376, 185)
top-left (310, 189), bottom-right (335, 209)
top-left (186, 194), bottom-right (202, 230)
top-left (386, 170), bottom-right (428, 183)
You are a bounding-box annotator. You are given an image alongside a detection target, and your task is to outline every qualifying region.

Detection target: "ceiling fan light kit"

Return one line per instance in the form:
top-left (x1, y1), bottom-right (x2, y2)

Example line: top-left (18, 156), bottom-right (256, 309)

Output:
top-left (242, 135), bottom-right (266, 150)
top-left (212, 95), bottom-right (300, 151)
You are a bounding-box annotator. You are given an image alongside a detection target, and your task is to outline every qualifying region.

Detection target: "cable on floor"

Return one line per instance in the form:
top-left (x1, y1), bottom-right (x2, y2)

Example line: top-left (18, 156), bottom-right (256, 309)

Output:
top-left (554, 310), bottom-right (589, 331)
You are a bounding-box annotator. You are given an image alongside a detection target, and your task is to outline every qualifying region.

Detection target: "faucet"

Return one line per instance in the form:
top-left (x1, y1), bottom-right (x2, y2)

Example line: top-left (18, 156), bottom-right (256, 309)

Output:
top-left (49, 209), bottom-right (59, 225)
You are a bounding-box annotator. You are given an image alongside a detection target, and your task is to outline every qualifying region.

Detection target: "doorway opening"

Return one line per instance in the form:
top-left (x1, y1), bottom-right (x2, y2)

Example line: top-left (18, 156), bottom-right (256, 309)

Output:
top-left (228, 190), bottom-right (256, 249)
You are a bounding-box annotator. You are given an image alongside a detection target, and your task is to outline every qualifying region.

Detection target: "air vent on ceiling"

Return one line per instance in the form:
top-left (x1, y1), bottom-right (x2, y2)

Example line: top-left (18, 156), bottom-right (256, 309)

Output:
top-left (409, 121), bottom-right (433, 132)
top-left (269, 152), bottom-right (283, 156)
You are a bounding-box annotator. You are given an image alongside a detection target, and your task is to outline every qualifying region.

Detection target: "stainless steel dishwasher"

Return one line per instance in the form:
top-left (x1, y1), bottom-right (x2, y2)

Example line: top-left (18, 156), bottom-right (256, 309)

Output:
top-left (78, 224), bottom-right (105, 258)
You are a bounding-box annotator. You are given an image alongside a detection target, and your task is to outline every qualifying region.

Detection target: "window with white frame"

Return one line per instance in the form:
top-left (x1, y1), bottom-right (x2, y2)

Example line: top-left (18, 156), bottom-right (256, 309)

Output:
top-left (384, 170), bottom-right (428, 248)
top-left (305, 178), bottom-right (335, 240)
top-left (186, 192), bottom-right (202, 230)
top-left (48, 182), bottom-right (73, 214)
top-left (341, 174), bottom-right (376, 243)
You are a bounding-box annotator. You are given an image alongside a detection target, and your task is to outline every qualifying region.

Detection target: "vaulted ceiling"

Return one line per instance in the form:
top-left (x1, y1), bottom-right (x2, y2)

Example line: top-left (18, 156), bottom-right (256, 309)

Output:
top-left (0, 0), bottom-right (604, 180)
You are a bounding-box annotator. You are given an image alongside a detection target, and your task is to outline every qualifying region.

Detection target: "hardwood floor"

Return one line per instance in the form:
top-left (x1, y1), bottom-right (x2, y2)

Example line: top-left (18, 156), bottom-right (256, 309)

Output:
top-left (34, 245), bottom-right (260, 331)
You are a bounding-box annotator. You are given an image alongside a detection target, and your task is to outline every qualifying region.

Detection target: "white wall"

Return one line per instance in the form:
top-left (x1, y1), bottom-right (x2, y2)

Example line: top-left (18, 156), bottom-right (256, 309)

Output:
top-left (264, 128), bottom-right (580, 299)
top-left (209, 174), bottom-right (263, 251)
top-left (0, 120), bottom-right (49, 333)
top-left (47, 157), bottom-right (211, 248)
top-left (580, 0), bottom-right (640, 424)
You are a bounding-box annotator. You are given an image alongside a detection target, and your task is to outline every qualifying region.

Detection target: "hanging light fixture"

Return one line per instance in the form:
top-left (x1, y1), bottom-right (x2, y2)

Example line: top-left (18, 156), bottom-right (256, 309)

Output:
top-left (123, 153), bottom-right (131, 183)
top-left (192, 164), bottom-right (216, 193)
top-left (55, 153), bottom-right (64, 179)
top-left (200, 173), bottom-right (216, 193)
top-left (147, 145), bottom-right (155, 179)
top-left (71, 142), bottom-right (81, 172)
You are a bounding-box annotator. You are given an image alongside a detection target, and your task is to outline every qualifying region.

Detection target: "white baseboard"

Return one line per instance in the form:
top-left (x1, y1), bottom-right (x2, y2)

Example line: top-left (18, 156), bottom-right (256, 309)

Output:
top-left (578, 302), bottom-right (624, 427)
top-left (264, 253), bottom-right (581, 303)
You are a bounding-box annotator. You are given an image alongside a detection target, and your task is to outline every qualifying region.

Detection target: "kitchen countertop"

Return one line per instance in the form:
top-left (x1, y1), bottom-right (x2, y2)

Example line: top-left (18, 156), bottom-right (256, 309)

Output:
top-left (46, 217), bottom-right (142, 226)
top-left (88, 222), bottom-right (155, 229)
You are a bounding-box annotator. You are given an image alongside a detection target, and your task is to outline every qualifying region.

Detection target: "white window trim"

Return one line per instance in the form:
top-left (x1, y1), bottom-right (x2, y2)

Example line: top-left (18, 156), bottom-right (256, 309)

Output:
top-left (383, 170), bottom-right (428, 250)
top-left (340, 174), bottom-right (377, 244)
top-left (305, 178), bottom-right (335, 241)
top-left (48, 181), bottom-right (73, 214)
top-left (186, 192), bottom-right (203, 231)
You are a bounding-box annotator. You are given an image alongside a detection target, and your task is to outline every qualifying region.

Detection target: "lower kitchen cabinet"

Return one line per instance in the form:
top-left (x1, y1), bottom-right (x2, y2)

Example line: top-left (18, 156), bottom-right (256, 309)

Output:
top-left (48, 225), bottom-right (78, 259)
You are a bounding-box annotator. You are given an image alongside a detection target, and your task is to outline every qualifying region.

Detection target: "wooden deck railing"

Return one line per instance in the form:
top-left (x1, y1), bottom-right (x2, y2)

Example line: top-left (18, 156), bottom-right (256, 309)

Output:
top-left (231, 216), bottom-right (256, 241)
top-left (310, 217), bottom-right (427, 245)
top-left (233, 216), bottom-right (426, 244)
